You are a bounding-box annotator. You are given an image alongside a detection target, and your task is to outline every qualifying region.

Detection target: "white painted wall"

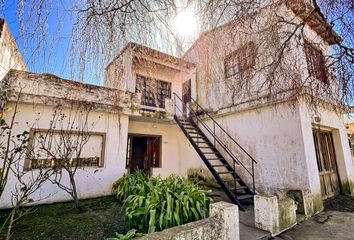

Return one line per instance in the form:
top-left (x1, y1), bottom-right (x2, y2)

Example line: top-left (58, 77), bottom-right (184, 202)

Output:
top-left (183, 3), bottom-right (337, 113)
top-left (204, 102), bottom-right (311, 195)
top-left (128, 120), bottom-right (205, 178)
top-left (298, 100), bottom-right (354, 196)
top-left (0, 20), bottom-right (26, 81)
top-left (0, 102), bottom-right (129, 209)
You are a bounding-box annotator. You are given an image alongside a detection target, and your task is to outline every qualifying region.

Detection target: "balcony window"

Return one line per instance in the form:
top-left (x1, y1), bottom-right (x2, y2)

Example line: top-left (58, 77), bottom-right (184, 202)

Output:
top-left (136, 74), bottom-right (171, 108)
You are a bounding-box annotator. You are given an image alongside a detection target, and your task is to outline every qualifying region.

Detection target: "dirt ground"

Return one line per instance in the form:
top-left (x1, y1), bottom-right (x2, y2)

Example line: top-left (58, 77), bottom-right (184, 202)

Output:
top-left (323, 195), bottom-right (354, 212)
top-left (277, 195), bottom-right (354, 240)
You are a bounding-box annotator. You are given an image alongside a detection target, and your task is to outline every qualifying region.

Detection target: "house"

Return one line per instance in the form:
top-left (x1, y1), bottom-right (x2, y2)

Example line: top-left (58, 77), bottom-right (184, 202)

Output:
top-left (0, 0), bottom-right (353, 228)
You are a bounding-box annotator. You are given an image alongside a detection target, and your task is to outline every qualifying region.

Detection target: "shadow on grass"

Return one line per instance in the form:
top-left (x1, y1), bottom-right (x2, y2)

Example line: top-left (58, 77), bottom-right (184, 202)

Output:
top-left (0, 196), bottom-right (125, 240)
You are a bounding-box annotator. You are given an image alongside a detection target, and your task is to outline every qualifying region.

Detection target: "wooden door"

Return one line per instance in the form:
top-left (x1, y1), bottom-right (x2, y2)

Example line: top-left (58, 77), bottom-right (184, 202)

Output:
top-left (182, 80), bottom-right (191, 115)
top-left (313, 129), bottom-right (340, 199)
top-left (130, 137), bottom-right (148, 174)
top-left (126, 135), bottom-right (161, 175)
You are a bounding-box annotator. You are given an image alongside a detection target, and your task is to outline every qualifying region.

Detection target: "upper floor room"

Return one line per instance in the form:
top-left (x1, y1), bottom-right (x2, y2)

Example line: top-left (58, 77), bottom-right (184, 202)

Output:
top-left (181, 0), bottom-right (342, 112)
top-left (105, 43), bottom-right (196, 114)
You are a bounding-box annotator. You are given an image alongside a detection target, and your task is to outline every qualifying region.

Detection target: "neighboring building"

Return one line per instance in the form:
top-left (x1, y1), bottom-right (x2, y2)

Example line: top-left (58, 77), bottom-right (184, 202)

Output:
top-left (1, 0), bottom-right (353, 227)
top-left (0, 18), bottom-right (27, 81)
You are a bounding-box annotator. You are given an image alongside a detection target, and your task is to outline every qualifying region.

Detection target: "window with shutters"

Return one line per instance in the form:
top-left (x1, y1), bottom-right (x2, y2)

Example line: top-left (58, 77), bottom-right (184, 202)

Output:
top-left (135, 74), bottom-right (171, 108)
top-left (304, 40), bottom-right (329, 84)
top-left (224, 42), bottom-right (256, 79)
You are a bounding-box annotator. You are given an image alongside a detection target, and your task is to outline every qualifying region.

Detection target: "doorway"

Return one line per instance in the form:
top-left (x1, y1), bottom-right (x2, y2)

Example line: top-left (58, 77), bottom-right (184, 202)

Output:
top-left (182, 79), bottom-right (191, 116)
top-left (313, 129), bottom-right (341, 199)
top-left (126, 135), bottom-right (161, 175)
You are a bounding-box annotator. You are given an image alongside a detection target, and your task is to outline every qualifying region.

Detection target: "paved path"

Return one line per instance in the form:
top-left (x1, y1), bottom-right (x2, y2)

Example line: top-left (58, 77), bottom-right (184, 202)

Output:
top-left (277, 211), bottom-right (354, 240)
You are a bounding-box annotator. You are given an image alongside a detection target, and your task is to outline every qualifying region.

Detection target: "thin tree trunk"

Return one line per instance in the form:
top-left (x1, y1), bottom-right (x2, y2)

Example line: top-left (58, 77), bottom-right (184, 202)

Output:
top-left (6, 208), bottom-right (16, 240)
top-left (69, 173), bottom-right (82, 212)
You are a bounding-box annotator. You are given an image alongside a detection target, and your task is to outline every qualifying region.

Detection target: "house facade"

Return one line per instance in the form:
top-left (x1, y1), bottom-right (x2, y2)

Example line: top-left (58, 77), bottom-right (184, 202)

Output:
top-left (0, 0), bottom-right (353, 222)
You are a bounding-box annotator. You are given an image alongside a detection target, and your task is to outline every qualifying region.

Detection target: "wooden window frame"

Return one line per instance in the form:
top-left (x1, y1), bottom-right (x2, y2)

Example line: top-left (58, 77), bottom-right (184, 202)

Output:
top-left (24, 128), bottom-right (106, 170)
top-left (304, 40), bottom-right (329, 84)
top-left (224, 42), bottom-right (256, 79)
top-left (135, 74), bottom-right (171, 108)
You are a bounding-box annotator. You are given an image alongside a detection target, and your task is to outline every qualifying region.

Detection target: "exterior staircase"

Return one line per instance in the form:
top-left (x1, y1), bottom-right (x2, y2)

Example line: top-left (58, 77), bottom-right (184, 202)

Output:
top-left (173, 93), bottom-right (257, 210)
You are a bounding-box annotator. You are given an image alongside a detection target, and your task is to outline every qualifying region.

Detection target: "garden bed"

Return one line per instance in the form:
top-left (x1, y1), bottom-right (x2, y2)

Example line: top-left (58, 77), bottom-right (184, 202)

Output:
top-left (0, 196), bottom-right (125, 240)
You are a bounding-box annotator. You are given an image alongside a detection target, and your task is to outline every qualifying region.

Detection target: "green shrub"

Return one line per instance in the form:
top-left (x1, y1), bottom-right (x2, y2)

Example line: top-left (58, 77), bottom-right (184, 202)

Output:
top-left (112, 171), bottom-right (212, 234)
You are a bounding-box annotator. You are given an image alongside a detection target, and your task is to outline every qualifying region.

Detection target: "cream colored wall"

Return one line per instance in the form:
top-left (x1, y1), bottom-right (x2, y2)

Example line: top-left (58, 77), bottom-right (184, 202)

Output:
top-left (298, 101), bottom-right (354, 196)
top-left (183, 3), bottom-right (336, 113)
top-left (204, 101), bottom-right (311, 195)
top-left (128, 120), bottom-right (205, 178)
top-left (0, 102), bottom-right (129, 209)
top-left (0, 21), bottom-right (26, 81)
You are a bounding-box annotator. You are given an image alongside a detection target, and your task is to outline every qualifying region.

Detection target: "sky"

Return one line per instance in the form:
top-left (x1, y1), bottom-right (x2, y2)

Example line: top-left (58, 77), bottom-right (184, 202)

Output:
top-left (2, 0), bottom-right (101, 84)
top-left (1, 0), bottom-right (199, 86)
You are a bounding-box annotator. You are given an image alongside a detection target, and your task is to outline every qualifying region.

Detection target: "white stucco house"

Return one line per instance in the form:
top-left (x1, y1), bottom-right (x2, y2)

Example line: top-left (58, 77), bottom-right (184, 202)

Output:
top-left (1, 0), bottom-right (353, 232)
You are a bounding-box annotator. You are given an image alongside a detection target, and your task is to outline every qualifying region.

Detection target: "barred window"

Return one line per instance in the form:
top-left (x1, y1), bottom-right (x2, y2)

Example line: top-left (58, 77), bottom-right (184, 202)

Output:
top-left (224, 42), bottom-right (256, 79)
top-left (25, 129), bottom-right (105, 170)
top-left (304, 40), bottom-right (329, 84)
top-left (136, 74), bottom-right (171, 108)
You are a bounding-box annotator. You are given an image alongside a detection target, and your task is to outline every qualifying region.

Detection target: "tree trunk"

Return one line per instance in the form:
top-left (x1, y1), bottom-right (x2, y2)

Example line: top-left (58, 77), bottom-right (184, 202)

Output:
top-left (5, 208), bottom-right (16, 240)
top-left (69, 173), bottom-right (83, 212)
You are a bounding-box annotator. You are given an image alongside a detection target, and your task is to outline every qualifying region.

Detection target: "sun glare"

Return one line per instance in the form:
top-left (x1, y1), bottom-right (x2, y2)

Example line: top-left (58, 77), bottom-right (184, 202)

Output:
top-left (173, 9), bottom-right (198, 39)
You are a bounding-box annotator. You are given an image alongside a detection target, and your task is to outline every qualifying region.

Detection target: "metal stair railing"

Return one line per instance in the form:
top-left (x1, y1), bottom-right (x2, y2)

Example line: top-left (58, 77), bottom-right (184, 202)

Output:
top-left (173, 93), bottom-right (257, 194)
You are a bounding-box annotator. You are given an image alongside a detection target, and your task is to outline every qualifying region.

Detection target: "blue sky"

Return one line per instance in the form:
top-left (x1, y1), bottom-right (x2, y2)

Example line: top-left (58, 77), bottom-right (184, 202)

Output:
top-left (2, 0), bottom-right (86, 83)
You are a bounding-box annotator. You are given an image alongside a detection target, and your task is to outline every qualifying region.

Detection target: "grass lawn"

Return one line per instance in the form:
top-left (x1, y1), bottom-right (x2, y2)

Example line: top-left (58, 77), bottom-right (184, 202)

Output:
top-left (0, 196), bottom-right (125, 240)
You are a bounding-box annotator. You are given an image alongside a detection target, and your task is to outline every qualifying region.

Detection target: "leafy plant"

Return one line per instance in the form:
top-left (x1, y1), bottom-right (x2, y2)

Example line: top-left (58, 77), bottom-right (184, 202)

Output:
top-left (112, 171), bottom-right (212, 234)
top-left (106, 229), bottom-right (143, 240)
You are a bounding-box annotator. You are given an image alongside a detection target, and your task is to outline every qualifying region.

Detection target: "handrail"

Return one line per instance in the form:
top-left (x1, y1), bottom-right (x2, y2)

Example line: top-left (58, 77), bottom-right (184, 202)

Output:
top-left (174, 97), bottom-right (248, 172)
top-left (189, 96), bottom-right (258, 164)
top-left (173, 92), bottom-right (257, 193)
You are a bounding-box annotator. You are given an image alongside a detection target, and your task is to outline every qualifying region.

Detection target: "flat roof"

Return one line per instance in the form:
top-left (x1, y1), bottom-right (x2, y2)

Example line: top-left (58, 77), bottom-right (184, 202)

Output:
top-left (105, 42), bottom-right (195, 71)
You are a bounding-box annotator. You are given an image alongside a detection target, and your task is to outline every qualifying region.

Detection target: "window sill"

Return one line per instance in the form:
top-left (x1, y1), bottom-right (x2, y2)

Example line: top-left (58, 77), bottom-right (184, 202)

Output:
top-left (140, 105), bottom-right (166, 112)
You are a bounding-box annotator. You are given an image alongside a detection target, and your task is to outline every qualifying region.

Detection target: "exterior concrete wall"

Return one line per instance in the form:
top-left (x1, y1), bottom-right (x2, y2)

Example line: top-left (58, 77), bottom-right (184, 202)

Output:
top-left (140, 201), bottom-right (239, 240)
top-left (183, 2), bottom-right (336, 113)
top-left (0, 19), bottom-right (26, 81)
top-left (255, 195), bottom-right (297, 236)
top-left (298, 101), bottom-right (354, 197)
top-left (0, 102), bottom-right (129, 209)
top-left (205, 101), bottom-right (310, 195)
top-left (128, 120), bottom-right (205, 178)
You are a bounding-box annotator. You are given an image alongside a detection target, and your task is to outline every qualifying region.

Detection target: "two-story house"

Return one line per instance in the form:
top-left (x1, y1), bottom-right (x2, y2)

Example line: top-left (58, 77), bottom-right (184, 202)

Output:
top-left (1, 0), bottom-right (353, 226)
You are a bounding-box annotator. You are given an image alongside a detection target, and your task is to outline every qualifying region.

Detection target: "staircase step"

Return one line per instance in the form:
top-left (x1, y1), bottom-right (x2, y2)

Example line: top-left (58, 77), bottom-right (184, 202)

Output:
top-left (236, 194), bottom-right (254, 200)
top-left (235, 186), bottom-right (248, 190)
top-left (223, 178), bottom-right (241, 182)
top-left (199, 146), bottom-right (216, 149)
top-left (217, 171), bottom-right (236, 175)
top-left (212, 164), bottom-right (227, 167)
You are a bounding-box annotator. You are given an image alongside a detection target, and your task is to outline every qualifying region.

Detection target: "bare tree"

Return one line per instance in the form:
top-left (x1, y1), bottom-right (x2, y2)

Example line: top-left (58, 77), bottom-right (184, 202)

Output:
top-left (0, 88), bottom-right (54, 240)
top-left (34, 104), bottom-right (95, 212)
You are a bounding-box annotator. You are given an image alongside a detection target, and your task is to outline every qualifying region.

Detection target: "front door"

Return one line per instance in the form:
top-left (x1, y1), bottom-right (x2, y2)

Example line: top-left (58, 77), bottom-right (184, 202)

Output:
top-left (127, 135), bottom-right (161, 175)
top-left (130, 137), bottom-right (149, 174)
top-left (313, 129), bottom-right (341, 199)
top-left (182, 79), bottom-right (191, 116)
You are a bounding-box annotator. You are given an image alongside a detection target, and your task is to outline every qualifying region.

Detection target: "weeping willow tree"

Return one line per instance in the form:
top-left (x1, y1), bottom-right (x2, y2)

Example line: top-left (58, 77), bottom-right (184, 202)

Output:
top-left (0, 0), bottom-right (353, 110)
